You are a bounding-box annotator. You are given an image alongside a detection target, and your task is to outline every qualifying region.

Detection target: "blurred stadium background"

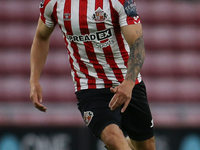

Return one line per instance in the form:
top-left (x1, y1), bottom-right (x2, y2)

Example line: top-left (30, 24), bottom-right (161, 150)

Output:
top-left (0, 0), bottom-right (200, 149)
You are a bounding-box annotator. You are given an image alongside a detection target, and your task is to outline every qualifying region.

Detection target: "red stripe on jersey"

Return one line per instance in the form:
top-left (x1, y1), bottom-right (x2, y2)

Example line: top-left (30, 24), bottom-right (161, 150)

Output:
top-left (51, 2), bottom-right (58, 26)
top-left (117, 0), bottom-right (125, 5)
top-left (63, 0), bottom-right (81, 90)
top-left (40, 0), bottom-right (51, 23)
top-left (63, 35), bottom-right (81, 89)
top-left (95, 1), bottom-right (124, 84)
top-left (109, 1), bottom-right (140, 85)
top-left (79, 0), bottom-right (96, 89)
top-left (79, 0), bottom-right (112, 88)
top-left (109, 1), bottom-right (129, 67)
top-left (126, 15), bottom-right (141, 25)
top-left (135, 79), bottom-right (139, 85)
top-left (94, 1), bottom-right (116, 87)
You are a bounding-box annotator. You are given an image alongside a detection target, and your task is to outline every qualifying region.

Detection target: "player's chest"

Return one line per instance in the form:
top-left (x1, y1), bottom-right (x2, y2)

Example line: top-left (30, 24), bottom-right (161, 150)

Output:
top-left (57, 0), bottom-right (116, 34)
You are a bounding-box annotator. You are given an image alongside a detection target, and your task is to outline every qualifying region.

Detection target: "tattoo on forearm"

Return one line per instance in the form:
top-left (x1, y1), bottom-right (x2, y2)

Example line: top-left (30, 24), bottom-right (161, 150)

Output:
top-left (125, 31), bottom-right (145, 82)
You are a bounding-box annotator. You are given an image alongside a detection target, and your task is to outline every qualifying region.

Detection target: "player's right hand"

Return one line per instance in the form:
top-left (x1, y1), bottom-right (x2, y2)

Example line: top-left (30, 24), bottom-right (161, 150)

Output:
top-left (30, 82), bottom-right (47, 112)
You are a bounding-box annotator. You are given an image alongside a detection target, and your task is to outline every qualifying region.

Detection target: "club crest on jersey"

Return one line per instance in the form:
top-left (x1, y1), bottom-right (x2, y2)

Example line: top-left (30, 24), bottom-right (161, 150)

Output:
top-left (64, 13), bottom-right (71, 21)
top-left (83, 111), bottom-right (94, 126)
top-left (92, 7), bottom-right (108, 22)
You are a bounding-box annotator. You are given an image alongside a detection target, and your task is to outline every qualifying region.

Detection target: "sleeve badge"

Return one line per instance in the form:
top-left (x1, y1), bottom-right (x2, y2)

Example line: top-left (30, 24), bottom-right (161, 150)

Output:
top-left (124, 0), bottom-right (138, 17)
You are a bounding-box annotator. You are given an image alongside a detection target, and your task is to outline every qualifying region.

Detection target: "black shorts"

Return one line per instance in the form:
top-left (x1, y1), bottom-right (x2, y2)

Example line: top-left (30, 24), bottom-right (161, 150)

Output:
top-left (75, 81), bottom-right (154, 141)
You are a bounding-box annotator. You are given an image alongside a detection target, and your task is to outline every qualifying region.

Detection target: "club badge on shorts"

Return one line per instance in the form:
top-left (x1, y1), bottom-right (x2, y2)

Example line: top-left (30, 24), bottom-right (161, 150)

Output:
top-left (83, 111), bottom-right (94, 126)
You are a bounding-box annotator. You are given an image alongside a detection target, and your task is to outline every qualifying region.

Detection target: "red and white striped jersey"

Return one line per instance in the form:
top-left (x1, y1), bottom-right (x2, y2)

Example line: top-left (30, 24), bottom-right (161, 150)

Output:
top-left (40, 0), bottom-right (142, 91)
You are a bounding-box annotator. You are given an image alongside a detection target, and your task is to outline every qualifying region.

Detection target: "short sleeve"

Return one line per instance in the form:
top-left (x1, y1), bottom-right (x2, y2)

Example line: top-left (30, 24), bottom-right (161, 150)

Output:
top-left (39, 0), bottom-right (57, 28)
top-left (118, 0), bottom-right (141, 27)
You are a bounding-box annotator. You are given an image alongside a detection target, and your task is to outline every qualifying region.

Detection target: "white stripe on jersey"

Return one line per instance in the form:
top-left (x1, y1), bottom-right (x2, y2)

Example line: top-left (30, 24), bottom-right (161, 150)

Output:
top-left (42, 0), bottom-right (57, 28)
top-left (57, 0), bottom-right (64, 26)
top-left (110, 0), bottom-right (129, 27)
top-left (56, 1), bottom-right (80, 89)
top-left (103, 1), bottom-right (129, 81)
top-left (87, 0), bottom-right (116, 87)
top-left (40, 0), bottom-right (142, 91)
top-left (71, 0), bottom-right (99, 89)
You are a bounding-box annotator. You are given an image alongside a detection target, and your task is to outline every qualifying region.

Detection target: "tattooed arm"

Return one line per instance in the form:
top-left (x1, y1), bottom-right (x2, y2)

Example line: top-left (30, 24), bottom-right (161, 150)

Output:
top-left (109, 23), bottom-right (145, 112)
top-left (123, 24), bottom-right (145, 83)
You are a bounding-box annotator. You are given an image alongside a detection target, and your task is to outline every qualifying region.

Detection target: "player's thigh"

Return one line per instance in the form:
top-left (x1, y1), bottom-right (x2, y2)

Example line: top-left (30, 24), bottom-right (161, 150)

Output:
top-left (101, 124), bottom-right (125, 143)
top-left (76, 88), bottom-right (122, 139)
top-left (122, 81), bottom-right (154, 141)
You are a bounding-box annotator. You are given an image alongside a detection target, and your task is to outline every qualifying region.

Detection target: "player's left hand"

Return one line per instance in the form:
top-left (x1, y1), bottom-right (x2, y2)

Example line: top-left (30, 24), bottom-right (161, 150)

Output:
top-left (109, 80), bottom-right (135, 113)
